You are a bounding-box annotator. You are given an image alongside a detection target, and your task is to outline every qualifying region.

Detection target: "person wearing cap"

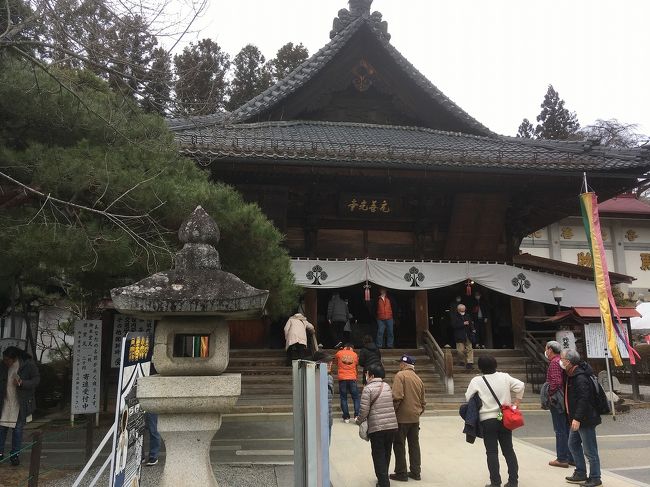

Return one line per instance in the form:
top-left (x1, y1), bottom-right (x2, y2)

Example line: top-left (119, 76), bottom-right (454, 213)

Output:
top-left (390, 354), bottom-right (426, 482)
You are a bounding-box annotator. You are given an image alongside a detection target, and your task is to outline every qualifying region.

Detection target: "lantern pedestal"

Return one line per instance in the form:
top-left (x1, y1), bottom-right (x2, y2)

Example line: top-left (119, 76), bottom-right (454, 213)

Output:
top-left (137, 374), bottom-right (241, 487)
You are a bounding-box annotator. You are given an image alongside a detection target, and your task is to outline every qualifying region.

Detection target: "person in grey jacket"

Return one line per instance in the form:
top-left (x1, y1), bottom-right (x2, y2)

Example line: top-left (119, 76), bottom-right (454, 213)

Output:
top-left (0, 346), bottom-right (40, 466)
top-left (356, 364), bottom-right (398, 487)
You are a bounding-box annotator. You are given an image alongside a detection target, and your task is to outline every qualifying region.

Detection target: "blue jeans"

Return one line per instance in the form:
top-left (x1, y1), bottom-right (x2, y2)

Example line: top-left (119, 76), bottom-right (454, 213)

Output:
top-left (146, 413), bottom-right (161, 460)
top-left (550, 407), bottom-right (573, 463)
top-left (0, 416), bottom-right (25, 458)
top-left (376, 319), bottom-right (394, 348)
top-left (568, 426), bottom-right (601, 480)
top-left (339, 380), bottom-right (360, 420)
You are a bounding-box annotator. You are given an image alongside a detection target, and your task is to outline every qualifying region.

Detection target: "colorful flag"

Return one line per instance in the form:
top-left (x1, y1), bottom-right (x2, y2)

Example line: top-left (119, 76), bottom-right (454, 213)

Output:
top-left (580, 192), bottom-right (638, 366)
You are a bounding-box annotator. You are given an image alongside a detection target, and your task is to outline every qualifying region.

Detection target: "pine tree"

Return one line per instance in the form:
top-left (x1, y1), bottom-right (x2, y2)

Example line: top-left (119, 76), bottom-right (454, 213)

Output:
top-left (534, 85), bottom-right (580, 140)
top-left (516, 118), bottom-right (534, 138)
top-left (226, 44), bottom-right (273, 111)
top-left (270, 42), bottom-right (309, 82)
top-left (174, 39), bottom-right (230, 116)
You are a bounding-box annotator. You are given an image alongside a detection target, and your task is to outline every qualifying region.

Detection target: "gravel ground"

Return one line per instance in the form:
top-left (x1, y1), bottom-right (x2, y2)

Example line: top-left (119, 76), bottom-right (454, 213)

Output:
top-left (40, 464), bottom-right (285, 487)
top-left (611, 405), bottom-right (650, 432)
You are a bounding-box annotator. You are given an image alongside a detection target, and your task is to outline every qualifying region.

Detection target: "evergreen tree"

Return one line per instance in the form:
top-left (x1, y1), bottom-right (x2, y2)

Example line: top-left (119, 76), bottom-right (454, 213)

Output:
top-left (270, 42), bottom-right (309, 82)
top-left (534, 85), bottom-right (580, 140)
top-left (141, 47), bottom-right (173, 115)
top-left (226, 44), bottom-right (272, 111)
top-left (0, 60), bottom-right (298, 317)
top-left (173, 39), bottom-right (230, 115)
top-left (516, 118), bottom-right (534, 138)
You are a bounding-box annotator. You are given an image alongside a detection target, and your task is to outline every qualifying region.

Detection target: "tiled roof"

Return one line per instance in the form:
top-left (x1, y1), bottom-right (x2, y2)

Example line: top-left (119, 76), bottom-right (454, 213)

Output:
top-left (598, 194), bottom-right (650, 215)
top-left (174, 120), bottom-right (650, 172)
top-left (223, 17), bottom-right (492, 136)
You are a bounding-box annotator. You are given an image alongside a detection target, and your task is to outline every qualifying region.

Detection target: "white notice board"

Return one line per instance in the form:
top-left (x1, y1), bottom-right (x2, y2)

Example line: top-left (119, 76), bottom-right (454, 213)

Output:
top-left (72, 320), bottom-right (102, 414)
top-left (584, 323), bottom-right (629, 359)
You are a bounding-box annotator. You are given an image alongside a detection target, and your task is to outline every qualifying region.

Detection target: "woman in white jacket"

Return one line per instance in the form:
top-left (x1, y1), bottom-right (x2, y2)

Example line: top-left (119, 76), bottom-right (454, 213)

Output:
top-left (465, 355), bottom-right (525, 487)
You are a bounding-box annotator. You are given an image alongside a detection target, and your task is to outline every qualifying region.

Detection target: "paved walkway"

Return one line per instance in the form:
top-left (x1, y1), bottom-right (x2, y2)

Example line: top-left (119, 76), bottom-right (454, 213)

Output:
top-left (330, 415), bottom-right (647, 487)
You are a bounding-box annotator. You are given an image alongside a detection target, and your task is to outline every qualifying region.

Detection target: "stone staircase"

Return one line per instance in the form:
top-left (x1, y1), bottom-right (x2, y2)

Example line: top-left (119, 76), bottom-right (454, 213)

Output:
top-left (225, 348), bottom-right (541, 414)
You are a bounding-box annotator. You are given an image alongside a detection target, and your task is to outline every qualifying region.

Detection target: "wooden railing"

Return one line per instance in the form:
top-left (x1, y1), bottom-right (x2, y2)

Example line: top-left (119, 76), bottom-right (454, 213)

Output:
top-left (422, 330), bottom-right (454, 395)
top-left (523, 330), bottom-right (550, 393)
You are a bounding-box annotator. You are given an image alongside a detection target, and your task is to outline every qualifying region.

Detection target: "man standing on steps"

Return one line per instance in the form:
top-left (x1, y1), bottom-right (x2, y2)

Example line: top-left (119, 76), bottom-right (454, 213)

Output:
top-left (390, 354), bottom-right (426, 482)
top-left (327, 292), bottom-right (350, 347)
top-left (334, 343), bottom-right (360, 423)
top-left (375, 288), bottom-right (397, 349)
top-left (452, 303), bottom-right (475, 369)
top-left (544, 341), bottom-right (574, 469)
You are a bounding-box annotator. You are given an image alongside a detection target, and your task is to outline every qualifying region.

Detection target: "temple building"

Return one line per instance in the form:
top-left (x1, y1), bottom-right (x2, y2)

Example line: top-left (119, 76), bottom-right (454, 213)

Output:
top-left (170, 0), bottom-right (650, 349)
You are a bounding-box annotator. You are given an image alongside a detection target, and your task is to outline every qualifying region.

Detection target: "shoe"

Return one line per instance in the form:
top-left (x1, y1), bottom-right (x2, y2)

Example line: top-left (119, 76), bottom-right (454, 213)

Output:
top-left (565, 472), bottom-right (588, 483)
top-left (504, 483), bottom-right (518, 487)
top-left (354, 416), bottom-right (359, 423)
top-left (549, 459), bottom-right (570, 468)
top-left (146, 458), bottom-right (158, 466)
top-left (9, 455), bottom-right (19, 467)
top-left (344, 418), bottom-right (350, 424)
top-left (583, 480), bottom-right (602, 487)
top-left (569, 461), bottom-right (576, 467)
top-left (389, 473), bottom-right (409, 481)
top-left (408, 472), bottom-right (421, 481)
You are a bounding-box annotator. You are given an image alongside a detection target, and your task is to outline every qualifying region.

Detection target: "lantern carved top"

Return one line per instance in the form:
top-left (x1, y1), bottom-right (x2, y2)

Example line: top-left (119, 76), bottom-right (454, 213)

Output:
top-left (111, 206), bottom-right (268, 319)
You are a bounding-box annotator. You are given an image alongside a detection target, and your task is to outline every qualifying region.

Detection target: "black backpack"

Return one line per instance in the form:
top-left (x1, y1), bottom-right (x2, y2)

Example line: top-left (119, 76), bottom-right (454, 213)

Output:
top-left (589, 375), bottom-right (611, 415)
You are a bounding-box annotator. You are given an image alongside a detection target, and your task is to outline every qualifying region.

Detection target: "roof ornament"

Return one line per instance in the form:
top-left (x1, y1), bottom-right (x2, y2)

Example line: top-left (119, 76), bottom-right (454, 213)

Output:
top-left (349, 0), bottom-right (372, 18)
top-left (330, 0), bottom-right (391, 41)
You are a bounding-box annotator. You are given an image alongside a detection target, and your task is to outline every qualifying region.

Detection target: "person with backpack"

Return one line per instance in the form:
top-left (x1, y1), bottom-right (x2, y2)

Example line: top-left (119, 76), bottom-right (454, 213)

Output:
top-left (358, 335), bottom-right (382, 385)
top-left (561, 349), bottom-right (604, 487)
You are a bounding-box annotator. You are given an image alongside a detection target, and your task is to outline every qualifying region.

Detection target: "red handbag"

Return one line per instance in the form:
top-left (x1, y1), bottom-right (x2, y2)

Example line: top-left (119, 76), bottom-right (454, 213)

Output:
top-left (483, 376), bottom-right (525, 431)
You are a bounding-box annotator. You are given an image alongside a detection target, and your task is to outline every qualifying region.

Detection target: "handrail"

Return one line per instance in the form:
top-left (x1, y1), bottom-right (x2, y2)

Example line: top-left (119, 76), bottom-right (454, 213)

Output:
top-left (522, 331), bottom-right (549, 393)
top-left (422, 330), bottom-right (454, 395)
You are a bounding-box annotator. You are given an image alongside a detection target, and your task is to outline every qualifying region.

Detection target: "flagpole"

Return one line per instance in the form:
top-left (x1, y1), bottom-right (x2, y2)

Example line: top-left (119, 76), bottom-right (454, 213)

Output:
top-left (600, 318), bottom-right (617, 420)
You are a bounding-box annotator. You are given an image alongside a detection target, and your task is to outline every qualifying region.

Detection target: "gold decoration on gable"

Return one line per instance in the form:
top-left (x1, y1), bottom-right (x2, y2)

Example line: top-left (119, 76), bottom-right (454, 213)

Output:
top-left (352, 59), bottom-right (376, 92)
top-left (625, 229), bottom-right (639, 242)
top-left (577, 251), bottom-right (593, 268)
top-left (561, 227), bottom-right (573, 240)
top-left (527, 231), bottom-right (542, 239)
top-left (641, 253), bottom-right (650, 271)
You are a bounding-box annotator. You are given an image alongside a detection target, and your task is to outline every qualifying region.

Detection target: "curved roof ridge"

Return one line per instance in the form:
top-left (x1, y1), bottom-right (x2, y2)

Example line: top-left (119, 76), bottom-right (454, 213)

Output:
top-left (227, 17), bottom-right (365, 123)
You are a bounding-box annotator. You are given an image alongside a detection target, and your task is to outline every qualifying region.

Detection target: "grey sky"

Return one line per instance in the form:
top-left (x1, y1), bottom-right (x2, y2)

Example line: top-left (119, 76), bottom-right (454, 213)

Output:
top-left (184, 0), bottom-right (649, 137)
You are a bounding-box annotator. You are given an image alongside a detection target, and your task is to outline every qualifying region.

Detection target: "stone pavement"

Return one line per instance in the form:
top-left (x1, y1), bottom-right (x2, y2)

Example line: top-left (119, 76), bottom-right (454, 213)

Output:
top-left (330, 413), bottom-right (650, 487)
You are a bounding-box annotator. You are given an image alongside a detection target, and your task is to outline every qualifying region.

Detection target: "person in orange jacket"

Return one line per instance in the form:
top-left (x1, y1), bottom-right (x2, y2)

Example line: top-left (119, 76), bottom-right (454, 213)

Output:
top-left (334, 344), bottom-right (360, 423)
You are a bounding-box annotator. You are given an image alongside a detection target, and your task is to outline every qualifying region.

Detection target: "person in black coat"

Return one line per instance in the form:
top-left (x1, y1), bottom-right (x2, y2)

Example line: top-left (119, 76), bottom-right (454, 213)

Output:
top-left (561, 349), bottom-right (602, 487)
top-left (358, 335), bottom-right (382, 385)
top-left (451, 304), bottom-right (475, 369)
top-left (0, 346), bottom-right (40, 466)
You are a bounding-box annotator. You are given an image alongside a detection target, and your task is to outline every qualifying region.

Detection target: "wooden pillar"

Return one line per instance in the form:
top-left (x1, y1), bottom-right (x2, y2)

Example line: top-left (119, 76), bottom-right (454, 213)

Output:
top-left (304, 288), bottom-right (318, 330)
top-left (415, 290), bottom-right (428, 348)
top-left (510, 297), bottom-right (525, 350)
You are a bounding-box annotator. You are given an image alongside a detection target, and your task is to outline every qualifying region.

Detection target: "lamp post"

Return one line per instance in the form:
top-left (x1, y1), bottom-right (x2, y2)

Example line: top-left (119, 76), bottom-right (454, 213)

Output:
top-left (550, 286), bottom-right (565, 313)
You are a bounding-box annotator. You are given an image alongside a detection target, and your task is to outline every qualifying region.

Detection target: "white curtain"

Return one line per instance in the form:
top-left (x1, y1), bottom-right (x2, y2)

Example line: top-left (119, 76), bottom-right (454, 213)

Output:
top-left (290, 259), bottom-right (598, 307)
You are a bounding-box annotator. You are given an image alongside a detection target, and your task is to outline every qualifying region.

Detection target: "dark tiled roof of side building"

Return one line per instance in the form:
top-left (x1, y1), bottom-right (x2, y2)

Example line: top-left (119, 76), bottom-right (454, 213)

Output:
top-left (175, 120), bottom-right (650, 173)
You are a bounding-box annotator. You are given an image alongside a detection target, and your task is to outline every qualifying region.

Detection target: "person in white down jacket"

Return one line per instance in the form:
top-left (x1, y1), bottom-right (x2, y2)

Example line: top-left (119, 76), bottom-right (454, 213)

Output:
top-left (465, 355), bottom-right (525, 487)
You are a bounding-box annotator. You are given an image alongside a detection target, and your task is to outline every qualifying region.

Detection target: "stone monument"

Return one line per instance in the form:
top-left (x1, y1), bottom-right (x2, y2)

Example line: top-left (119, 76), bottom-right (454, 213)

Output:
top-left (111, 206), bottom-right (269, 487)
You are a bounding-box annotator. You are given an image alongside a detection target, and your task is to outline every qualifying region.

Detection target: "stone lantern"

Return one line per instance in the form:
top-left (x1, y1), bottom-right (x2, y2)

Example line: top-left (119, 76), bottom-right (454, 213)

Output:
top-left (111, 206), bottom-right (268, 487)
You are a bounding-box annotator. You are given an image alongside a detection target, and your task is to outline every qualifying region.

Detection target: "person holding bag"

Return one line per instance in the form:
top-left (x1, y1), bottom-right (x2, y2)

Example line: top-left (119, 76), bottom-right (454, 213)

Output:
top-left (356, 365), bottom-right (397, 487)
top-left (465, 355), bottom-right (525, 487)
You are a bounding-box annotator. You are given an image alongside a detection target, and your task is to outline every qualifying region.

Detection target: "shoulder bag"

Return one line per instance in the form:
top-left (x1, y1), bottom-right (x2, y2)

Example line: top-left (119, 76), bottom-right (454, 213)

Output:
top-left (359, 382), bottom-right (385, 441)
top-left (482, 376), bottom-right (524, 431)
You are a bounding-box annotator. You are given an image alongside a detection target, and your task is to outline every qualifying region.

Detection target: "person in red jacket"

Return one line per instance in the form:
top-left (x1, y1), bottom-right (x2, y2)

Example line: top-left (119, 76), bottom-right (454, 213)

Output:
top-left (375, 288), bottom-right (396, 349)
top-left (334, 344), bottom-right (360, 423)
